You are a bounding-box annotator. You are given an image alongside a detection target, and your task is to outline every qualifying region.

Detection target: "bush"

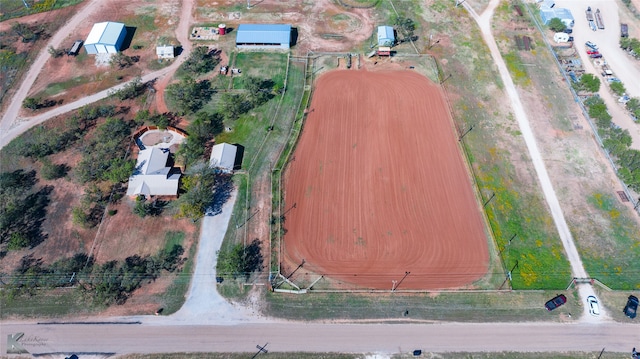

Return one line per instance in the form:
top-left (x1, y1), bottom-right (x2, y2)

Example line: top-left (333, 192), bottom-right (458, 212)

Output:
top-left (178, 46), bottom-right (220, 75)
top-left (610, 81), bottom-right (626, 96)
top-left (40, 158), bottom-right (67, 180)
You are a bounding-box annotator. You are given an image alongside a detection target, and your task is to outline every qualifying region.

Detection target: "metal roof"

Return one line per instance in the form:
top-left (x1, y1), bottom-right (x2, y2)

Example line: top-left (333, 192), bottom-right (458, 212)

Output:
top-left (236, 24), bottom-right (291, 44)
top-left (85, 21), bottom-right (125, 45)
top-left (126, 147), bottom-right (181, 196)
top-left (210, 143), bottom-right (237, 171)
top-left (377, 26), bottom-right (395, 46)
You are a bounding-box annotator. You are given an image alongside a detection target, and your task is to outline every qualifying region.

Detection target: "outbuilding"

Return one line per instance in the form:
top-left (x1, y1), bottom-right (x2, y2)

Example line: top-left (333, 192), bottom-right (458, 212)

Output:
top-left (377, 26), bottom-right (395, 47)
top-left (236, 24), bottom-right (292, 49)
top-left (156, 45), bottom-right (175, 59)
top-left (84, 22), bottom-right (128, 54)
top-left (539, 7), bottom-right (574, 28)
top-left (209, 143), bottom-right (238, 172)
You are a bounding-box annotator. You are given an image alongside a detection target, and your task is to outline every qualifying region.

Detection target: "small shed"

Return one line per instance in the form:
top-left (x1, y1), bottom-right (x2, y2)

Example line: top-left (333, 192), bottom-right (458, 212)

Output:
top-left (236, 24), bottom-right (292, 49)
top-left (377, 26), bottom-right (395, 47)
top-left (84, 21), bottom-right (128, 54)
top-left (377, 46), bottom-right (391, 56)
top-left (209, 143), bottom-right (238, 172)
top-left (156, 45), bottom-right (175, 59)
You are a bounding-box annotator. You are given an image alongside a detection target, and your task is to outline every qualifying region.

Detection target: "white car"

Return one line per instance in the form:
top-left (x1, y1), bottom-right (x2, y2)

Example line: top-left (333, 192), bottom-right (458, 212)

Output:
top-left (587, 295), bottom-right (600, 316)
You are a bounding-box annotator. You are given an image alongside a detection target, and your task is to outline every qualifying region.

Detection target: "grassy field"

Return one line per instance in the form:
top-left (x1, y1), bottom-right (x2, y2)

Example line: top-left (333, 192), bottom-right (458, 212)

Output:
top-left (264, 290), bottom-right (582, 322)
top-left (0, 0), bottom-right (83, 21)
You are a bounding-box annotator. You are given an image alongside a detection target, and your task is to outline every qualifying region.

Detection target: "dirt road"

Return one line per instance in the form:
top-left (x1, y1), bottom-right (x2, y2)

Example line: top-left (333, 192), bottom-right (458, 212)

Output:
top-left (463, 0), bottom-right (601, 320)
top-left (1, 321), bottom-right (637, 355)
top-left (0, 0), bottom-right (196, 149)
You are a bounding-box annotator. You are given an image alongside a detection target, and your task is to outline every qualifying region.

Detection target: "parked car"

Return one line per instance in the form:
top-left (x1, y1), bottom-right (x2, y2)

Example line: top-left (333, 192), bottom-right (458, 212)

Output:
top-left (624, 295), bottom-right (638, 319)
top-left (545, 294), bottom-right (567, 311)
top-left (568, 36), bottom-right (574, 42)
top-left (590, 53), bottom-right (603, 58)
top-left (563, 28), bottom-right (573, 34)
top-left (586, 41), bottom-right (599, 50)
top-left (587, 50), bottom-right (599, 55)
top-left (587, 295), bottom-right (600, 316)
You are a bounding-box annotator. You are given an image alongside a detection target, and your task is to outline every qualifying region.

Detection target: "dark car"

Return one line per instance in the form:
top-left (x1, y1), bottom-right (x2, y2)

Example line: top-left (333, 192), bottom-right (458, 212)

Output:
top-left (624, 295), bottom-right (638, 319)
top-left (590, 53), bottom-right (603, 58)
top-left (563, 28), bottom-right (573, 34)
top-left (545, 294), bottom-right (567, 311)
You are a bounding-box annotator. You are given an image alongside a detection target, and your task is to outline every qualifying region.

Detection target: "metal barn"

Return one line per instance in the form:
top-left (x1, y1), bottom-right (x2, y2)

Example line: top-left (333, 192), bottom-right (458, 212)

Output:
top-left (236, 24), bottom-right (292, 49)
top-left (377, 26), bottom-right (395, 47)
top-left (84, 22), bottom-right (127, 54)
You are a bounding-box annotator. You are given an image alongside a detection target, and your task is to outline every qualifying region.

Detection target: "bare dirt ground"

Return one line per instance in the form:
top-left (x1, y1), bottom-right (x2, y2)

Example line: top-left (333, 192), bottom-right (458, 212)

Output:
top-left (282, 70), bottom-right (489, 290)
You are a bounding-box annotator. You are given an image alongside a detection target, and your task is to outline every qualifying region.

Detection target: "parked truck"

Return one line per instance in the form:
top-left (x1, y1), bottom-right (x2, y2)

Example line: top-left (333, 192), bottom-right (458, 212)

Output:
top-left (595, 9), bottom-right (605, 30)
top-left (586, 7), bottom-right (597, 31)
top-left (621, 23), bottom-right (629, 38)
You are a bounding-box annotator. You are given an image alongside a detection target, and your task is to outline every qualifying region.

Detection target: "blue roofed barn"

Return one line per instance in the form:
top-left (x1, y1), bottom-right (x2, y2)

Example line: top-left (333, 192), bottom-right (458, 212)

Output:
top-left (377, 26), bottom-right (395, 47)
top-left (236, 24), bottom-right (292, 49)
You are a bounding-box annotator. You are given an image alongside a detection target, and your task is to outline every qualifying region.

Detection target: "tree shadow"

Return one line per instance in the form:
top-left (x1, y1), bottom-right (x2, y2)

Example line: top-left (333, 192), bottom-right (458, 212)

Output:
top-left (205, 175), bottom-right (233, 216)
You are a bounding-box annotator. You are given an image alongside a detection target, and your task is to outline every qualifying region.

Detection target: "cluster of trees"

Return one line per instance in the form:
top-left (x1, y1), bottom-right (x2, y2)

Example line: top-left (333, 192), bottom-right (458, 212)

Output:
top-left (174, 163), bottom-right (231, 220)
top-left (75, 117), bottom-right (134, 183)
top-left (176, 111), bottom-right (224, 166)
top-left (178, 46), bottom-right (221, 75)
top-left (217, 239), bottom-right (263, 279)
top-left (11, 22), bottom-right (44, 43)
top-left (5, 104), bottom-right (117, 159)
top-left (166, 77), bottom-right (213, 114)
top-left (0, 170), bottom-right (51, 252)
top-left (584, 96), bottom-right (640, 190)
top-left (110, 52), bottom-right (139, 69)
top-left (620, 37), bottom-right (640, 58)
top-left (5, 244), bottom-right (184, 305)
top-left (392, 15), bottom-right (417, 43)
top-left (134, 110), bottom-right (175, 129)
top-left (111, 77), bottom-right (147, 101)
top-left (23, 96), bottom-right (57, 110)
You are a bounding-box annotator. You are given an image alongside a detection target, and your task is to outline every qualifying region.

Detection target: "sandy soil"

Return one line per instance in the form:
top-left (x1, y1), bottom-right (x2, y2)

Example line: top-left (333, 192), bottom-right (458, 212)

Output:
top-left (282, 70), bottom-right (489, 290)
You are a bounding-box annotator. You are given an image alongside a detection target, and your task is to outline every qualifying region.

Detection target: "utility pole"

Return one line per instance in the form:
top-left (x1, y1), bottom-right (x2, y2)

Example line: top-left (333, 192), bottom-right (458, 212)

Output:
top-left (483, 192), bottom-right (496, 208)
top-left (393, 271), bottom-right (410, 291)
top-left (458, 124), bottom-right (474, 141)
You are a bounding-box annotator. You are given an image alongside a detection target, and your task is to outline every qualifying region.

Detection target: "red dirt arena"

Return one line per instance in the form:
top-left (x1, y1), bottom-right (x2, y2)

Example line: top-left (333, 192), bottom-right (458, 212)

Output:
top-left (282, 70), bottom-right (489, 290)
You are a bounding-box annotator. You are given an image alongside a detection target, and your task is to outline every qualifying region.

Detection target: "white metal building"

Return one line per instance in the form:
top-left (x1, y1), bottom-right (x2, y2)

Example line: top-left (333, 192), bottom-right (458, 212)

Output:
top-left (84, 22), bottom-right (127, 54)
top-left (209, 143), bottom-right (238, 172)
top-left (377, 26), bottom-right (395, 47)
top-left (156, 45), bottom-right (175, 59)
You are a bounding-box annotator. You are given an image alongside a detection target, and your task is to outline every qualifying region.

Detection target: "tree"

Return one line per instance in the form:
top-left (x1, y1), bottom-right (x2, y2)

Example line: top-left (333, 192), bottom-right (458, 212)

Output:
top-left (174, 163), bottom-right (230, 220)
top-left (11, 23), bottom-right (38, 43)
top-left (179, 46), bottom-right (220, 74)
top-left (609, 81), bottom-right (626, 97)
top-left (217, 239), bottom-right (263, 279)
top-left (110, 52), bottom-right (137, 69)
top-left (112, 76), bottom-right (145, 100)
top-left (393, 16), bottom-right (416, 42)
top-left (23, 97), bottom-right (40, 110)
top-left (166, 77), bottom-right (214, 114)
top-left (40, 157), bottom-right (68, 180)
top-left (548, 18), bottom-right (566, 32)
top-left (577, 73), bottom-right (600, 93)
top-left (218, 93), bottom-right (247, 121)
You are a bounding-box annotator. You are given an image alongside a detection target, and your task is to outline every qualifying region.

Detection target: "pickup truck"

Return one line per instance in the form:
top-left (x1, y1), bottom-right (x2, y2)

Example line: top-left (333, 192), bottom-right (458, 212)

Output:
top-left (586, 41), bottom-right (598, 50)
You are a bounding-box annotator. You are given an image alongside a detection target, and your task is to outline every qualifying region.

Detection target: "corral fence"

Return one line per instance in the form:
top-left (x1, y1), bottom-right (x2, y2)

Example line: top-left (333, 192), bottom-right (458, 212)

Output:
top-left (267, 53), bottom-right (514, 292)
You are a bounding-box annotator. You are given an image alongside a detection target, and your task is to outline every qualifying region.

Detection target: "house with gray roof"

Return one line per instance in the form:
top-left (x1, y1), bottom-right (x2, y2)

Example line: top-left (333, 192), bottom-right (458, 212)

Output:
top-left (84, 21), bottom-right (128, 54)
top-left (126, 147), bottom-right (181, 198)
top-left (377, 26), bottom-right (395, 47)
top-left (236, 24), bottom-right (292, 49)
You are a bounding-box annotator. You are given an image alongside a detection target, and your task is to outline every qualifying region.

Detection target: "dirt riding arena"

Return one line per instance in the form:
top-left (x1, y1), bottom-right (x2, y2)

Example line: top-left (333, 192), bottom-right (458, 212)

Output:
top-left (282, 70), bottom-right (489, 290)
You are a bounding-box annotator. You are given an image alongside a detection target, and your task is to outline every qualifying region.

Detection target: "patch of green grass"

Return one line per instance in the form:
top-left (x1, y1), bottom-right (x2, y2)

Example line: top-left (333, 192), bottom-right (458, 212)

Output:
top-left (265, 290), bottom-right (581, 322)
top-left (581, 193), bottom-right (640, 289)
top-left (0, 288), bottom-right (93, 319)
top-left (35, 76), bottom-right (87, 97)
top-left (503, 51), bottom-right (531, 86)
top-left (231, 52), bottom-right (287, 89)
top-left (122, 13), bottom-right (156, 33)
top-left (0, 0), bottom-right (83, 21)
top-left (161, 232), bottom-right (197, 315)
top-left (164, 231), bottom-right (185, 250)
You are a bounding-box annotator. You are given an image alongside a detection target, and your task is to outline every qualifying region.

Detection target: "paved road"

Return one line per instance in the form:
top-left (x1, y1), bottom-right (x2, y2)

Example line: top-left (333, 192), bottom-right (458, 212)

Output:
top-left (464, 0), bottom-right (601, 321)
top-left (1, 321), bottom-right (638, 355)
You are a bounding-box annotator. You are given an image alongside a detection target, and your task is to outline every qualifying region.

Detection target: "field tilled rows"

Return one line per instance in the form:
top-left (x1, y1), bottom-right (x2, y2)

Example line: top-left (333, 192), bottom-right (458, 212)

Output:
top-left (282, 70), bottom-right (489, 290)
